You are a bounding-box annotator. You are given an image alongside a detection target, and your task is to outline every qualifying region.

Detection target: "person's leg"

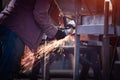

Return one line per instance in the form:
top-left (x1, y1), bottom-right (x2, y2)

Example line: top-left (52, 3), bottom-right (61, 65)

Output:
top-left (88, 49), bottom-right (101, 80)
top-left (0, 26), bottom-right (24, 80)
top-left (79, 47), bottom-right (101, 80)
top-left (79, 55), bottom-right (91, 80)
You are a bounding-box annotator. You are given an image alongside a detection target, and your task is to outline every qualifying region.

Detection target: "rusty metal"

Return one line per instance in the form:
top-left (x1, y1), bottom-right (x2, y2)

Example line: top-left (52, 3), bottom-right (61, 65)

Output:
top-left (104, 1), bottom-right (109, 36)
top-left (112, 0), bottom-right (117, 35)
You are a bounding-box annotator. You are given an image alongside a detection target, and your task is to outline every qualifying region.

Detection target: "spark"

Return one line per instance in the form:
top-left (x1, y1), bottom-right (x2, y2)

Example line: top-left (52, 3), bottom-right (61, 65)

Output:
top-left (36, 35), bottom-right (69, 58)
top-left (21, 35), bottom-right (71, 73)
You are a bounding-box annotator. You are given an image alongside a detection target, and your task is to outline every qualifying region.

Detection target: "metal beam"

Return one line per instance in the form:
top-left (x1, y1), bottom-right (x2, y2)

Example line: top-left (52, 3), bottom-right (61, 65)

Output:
top-left (76, 24), bottom-right (115, 35)
top-left (101, 1), bottom-right (110, 80)
top-left (73, 34), bottom-right (80, 80)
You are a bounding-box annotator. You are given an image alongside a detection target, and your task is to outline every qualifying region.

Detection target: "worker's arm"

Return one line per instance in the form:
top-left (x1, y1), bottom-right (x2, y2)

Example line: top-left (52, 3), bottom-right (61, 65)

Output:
top-left (0, 0), bottom-right (16, 23)
top-left (33, 0), bottom-right (58, 39)
top-left (33, 0), bottom-right (74, 40)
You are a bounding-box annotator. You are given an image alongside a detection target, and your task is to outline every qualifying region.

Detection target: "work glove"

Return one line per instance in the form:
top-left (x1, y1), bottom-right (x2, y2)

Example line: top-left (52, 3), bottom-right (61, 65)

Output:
top-left (43, 23), bottom-right (75, 41)
top-left (55, 29), bottom-right (66, 40)
top-left (55, 27), bottom-right (74, 40)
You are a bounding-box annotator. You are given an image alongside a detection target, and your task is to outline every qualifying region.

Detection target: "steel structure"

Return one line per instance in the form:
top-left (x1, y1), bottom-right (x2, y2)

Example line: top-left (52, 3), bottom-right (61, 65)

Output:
top-left (1, 0), bottom-right (120, 80)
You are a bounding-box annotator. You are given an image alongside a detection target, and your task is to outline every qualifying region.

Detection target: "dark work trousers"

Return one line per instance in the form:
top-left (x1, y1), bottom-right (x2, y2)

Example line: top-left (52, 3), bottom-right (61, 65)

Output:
top-left (79, 47), bottom-right (101, 80)
top-left (0, 25), bottom-right (25, 80)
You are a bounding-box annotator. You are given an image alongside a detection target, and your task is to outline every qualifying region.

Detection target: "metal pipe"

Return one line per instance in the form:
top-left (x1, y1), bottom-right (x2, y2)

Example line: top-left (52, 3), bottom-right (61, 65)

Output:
top-left (73, 0), bottom-right (81, 80)
top-left (104, 1), bottom-right (109, 36)
top-left (43, 38), bottom-right (50, 80)
top-left (102, 1), bottom-right (110, 80)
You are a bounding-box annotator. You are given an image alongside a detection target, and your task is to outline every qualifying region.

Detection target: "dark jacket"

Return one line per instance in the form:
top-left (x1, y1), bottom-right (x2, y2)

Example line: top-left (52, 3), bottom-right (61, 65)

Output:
top-left (2, 0), bottom-right (57, 51)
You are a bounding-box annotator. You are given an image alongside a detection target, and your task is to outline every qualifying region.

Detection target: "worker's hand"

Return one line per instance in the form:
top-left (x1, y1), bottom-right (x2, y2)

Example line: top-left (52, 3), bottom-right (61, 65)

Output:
top-left (55, 27), bottom-right (74, 40)
top-left (65, 22), bottom-right (75, 35)
top-left (54, 29), bottom-right (66, 40)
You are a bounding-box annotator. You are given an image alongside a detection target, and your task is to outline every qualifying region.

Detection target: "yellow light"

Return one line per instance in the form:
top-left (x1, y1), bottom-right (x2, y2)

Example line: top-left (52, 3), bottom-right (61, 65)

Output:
top-left (105, 0), bottom-right (112, 11)
top-left (105, 0), bottom-right (110, 1)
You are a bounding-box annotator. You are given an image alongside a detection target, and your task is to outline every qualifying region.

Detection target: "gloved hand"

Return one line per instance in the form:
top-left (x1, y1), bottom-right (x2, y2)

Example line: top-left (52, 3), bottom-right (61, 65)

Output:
top-left (55, 29), bottom-right (66, 40)
top-left (55, 27), bottom-right (74, 40)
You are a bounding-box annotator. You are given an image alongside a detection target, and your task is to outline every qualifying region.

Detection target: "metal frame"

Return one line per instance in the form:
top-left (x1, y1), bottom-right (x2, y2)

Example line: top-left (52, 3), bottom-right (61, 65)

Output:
top-left (74, 1), bottom-right (111, 80)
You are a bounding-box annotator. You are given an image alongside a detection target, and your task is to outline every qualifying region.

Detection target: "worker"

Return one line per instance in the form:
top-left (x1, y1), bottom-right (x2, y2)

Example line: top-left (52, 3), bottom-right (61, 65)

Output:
top-left (0, 0), bottom-right (72, 79)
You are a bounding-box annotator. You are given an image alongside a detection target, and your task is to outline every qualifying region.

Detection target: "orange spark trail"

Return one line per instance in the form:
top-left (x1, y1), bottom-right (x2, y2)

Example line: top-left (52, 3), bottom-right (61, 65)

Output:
top-left (21, 35), bottom-right (71, 73)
